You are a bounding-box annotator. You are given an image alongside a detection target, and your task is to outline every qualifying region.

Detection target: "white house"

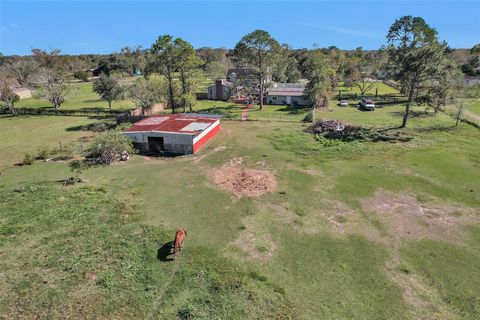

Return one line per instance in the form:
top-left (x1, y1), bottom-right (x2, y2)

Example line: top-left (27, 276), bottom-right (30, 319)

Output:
top-left (265, 83), bottom-right (311, 106)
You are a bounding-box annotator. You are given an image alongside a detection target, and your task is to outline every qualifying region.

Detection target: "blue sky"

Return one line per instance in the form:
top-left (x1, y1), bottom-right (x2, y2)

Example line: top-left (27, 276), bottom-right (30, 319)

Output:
top-left (1, 1), bottom-right (479, 55)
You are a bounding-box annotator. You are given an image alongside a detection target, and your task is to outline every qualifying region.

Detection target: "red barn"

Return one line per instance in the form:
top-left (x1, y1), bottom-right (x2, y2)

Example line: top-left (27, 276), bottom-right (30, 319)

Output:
top-left (122, 114), bottom-right (221, 155)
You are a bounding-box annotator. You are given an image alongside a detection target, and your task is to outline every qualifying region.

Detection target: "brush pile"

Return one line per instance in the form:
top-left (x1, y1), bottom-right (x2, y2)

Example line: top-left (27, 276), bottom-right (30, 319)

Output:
top-left (304, 120), bottom-right (360, 136)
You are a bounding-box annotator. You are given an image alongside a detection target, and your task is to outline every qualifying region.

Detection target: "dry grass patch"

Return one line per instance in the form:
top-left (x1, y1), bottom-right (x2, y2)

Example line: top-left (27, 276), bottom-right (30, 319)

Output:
top-left (360, 189), bottom-right (477, 242)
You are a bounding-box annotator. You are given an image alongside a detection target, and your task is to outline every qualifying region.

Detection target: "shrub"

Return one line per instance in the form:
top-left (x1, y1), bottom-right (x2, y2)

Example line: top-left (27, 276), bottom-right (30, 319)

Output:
top-left (37, 146), bottom-right (50, 160)
top-left (73, 70), bottom-right (89, 82)
top-left (22, 152), bottom-right (35, 165)
top-left (90, 129), bottom-right (135, 164)
top-left (302, 110), bottom-right (314, 123)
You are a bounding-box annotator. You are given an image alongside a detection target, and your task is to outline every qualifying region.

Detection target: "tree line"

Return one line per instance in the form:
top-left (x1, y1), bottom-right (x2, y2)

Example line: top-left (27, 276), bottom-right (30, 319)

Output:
top-left (1, 15), bottom-right (478, 127)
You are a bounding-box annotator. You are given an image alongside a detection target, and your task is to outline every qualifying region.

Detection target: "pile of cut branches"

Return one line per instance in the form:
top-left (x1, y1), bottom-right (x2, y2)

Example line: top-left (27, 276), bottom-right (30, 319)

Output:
top-left (304, 120), bottom-right (360, 136)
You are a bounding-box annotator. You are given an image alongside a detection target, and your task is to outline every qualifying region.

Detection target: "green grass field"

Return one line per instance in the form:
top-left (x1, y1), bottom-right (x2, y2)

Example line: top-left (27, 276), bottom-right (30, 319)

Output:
top-left (1, 95), bottom-right (480, 319)
top-left (16, 81), bottom-right (135, 111)
top-left (336, 81), bottom-right (400, 96)
top-left (466, 98), bottom-right (480, 116)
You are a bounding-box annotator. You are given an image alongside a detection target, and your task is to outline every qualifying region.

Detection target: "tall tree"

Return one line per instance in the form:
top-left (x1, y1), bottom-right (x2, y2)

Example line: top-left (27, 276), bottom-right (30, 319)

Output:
top-left (38, 70), bottom-right (69, 112)
top-left (127, 76), bottom-right (167, 115)
top-left (175, 38), bottom-right (202, 112)
top-left (304, 51), bottom-right (336, 109)
top-left (424, 58), bottom-right (457, 114)
top-left (150, 35), bottom-right (179, 113)
top-left (386, 16), bottom-right (451, 127)
top-left (3, 59), bottom-right (39, 87)
top-left (232, 30), bottom-right (281, 110)
top-left (93, 73), bottom-right (123, 109)
top-left (0, 72), bottom-right (20, 116)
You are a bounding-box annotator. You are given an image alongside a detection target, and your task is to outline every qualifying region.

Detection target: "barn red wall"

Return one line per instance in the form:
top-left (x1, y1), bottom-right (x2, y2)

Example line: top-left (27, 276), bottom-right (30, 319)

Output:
top-left (193, 124), bottom-right (221, 153)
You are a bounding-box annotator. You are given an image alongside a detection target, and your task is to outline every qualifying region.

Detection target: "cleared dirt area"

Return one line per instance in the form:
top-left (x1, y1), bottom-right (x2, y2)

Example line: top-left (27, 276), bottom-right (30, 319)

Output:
top-left (361, 189), bottom-right (477, 242)
top-left (212, 158), bottom-right (277, 197)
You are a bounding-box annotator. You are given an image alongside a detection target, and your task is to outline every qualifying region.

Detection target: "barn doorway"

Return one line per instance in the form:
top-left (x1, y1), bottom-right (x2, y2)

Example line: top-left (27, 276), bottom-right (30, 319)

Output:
top-left (148, 136), bottom-right (165, 154)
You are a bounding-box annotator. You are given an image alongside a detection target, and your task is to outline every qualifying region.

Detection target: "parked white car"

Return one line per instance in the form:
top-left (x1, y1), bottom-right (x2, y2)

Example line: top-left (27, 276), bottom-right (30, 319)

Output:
top-left (359, 99), bottom-right (375, 111)
top-left (339, 100), bottom-right (349, 107)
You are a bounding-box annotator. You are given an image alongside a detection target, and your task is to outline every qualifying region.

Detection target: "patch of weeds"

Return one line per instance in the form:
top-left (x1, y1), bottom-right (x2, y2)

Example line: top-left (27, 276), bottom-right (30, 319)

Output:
top-left (256, 245), bottom-right (268, 253)
top-left (245, 206), bottom-right (256, 216)
top-left (273, 286), bottom-right (286, 295)
top-left (293, 219), bottom-right (304, 226)
top-left (177, 305), bottom-right (199, 320)
top-left (294, 208), bottom-right (306, 217)
top-left (36, 146), bottom-right (50, 160)
top-left (249, 271), bottom-right (268, 282)
top-left (335, 215), bottom-right (348, 223)
top-left (271, 131), bottom-right (365, 159)
top-left (397, 263), bottom-right (411, 274)
top-left (21, 152), bottom-right (35, 165)
top-left (238, 225), bottom-right (247, 230)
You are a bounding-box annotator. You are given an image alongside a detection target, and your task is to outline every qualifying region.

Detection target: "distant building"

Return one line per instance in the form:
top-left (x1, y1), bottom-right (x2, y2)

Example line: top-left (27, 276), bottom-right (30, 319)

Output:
top-left (207, 79), bottom-right (233, 101)
top-left (122, 114), bottom-right (221, 155)
top-left (265, 83), bottom-right (311, 106)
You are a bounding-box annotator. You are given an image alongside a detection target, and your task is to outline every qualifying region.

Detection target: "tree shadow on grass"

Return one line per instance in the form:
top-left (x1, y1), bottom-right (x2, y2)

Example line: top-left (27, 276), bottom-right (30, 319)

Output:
top-left (157, 241), bottom-right (175, 262)
top-left (65, 121), bottom-right (115, 132)
top-left (389, 110), bottom-right (436, 118)
top-left (276, 105), bottom-right (311, 115)
top-left (414, 125), bottom-right (458, 133)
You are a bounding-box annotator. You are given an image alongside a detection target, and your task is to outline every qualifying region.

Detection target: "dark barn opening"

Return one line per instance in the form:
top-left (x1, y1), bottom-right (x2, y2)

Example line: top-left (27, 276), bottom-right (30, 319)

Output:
top-left (148, 136), bottom-right (165, 154)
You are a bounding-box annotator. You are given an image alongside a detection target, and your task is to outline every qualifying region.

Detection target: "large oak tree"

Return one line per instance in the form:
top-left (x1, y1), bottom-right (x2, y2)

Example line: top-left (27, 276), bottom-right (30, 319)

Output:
top-left (232, 30), bottom-right (281, 110)
top-left (386, 16), bottom-right (452, 127)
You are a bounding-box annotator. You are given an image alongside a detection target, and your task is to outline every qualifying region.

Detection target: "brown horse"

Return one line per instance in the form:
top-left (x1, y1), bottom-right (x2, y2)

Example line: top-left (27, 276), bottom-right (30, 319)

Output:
top-left (173, 228), bottom-right (187, 259)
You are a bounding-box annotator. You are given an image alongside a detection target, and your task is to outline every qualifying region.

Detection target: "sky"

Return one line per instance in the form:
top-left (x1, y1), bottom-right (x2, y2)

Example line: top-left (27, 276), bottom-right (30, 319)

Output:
top-left (1, 0), bottom-right (479, 56)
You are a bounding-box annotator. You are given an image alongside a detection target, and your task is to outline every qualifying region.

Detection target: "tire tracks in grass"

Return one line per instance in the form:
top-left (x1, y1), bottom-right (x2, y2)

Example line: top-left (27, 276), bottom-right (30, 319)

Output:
top-left (146, 260), bottom-right (180, 320)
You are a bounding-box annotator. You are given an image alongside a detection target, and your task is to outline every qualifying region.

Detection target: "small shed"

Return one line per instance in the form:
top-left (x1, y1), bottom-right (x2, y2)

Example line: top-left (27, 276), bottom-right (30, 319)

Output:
top-left (122, 114), bottom-right (221, 155)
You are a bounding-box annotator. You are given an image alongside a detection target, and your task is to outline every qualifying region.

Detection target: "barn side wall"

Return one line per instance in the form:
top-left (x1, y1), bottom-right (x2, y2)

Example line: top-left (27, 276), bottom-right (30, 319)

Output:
top-left (193, 120), bottom-right (221, 153)
top-left (123, 131), bottom-right (195, 155)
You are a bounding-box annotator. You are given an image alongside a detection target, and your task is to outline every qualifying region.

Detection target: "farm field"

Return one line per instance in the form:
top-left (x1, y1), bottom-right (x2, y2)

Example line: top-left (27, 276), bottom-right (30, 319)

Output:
top-left (1, 101), bottom-right (479, 319)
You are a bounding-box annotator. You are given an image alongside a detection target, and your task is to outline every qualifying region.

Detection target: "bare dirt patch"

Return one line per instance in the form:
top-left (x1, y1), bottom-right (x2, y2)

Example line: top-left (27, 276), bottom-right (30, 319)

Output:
top-left (360, 189), bottom-right (474, 318)
top-left (232, 232), bottom-right (278, 262)
top-left (360, 189), bottom-right (477, 242)
top-left (213, 160), bottom-right (277, 197)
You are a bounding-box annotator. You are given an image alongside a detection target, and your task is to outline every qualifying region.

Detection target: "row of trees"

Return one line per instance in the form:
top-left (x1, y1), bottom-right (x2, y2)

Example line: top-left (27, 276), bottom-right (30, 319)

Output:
top-left (1, 16), bottom-right (477, 126)
top-left (228, 16), bottom-right (469, 127)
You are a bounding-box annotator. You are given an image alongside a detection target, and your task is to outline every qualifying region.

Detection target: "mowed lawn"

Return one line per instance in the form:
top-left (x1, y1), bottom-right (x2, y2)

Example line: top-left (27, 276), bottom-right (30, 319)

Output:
top-left (1, 103), bottom-right (480, 319)
top-left (0, 115), bottom-right (105, 170)
top-left (16, 81), bottom-right (135, 111)
top-left (336, 81), bottom-right (399, 95)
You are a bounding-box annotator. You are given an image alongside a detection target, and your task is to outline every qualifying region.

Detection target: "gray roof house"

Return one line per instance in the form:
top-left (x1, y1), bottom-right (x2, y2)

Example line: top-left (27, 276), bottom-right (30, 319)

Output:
top-left (265, 83), bottom-right (311, 106)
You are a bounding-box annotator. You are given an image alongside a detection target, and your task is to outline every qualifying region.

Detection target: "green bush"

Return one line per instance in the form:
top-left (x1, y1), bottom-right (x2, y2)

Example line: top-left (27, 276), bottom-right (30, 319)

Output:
top-left (302, 110), bottom-right (314, 123)
top-left (73, 70), bottom-right (89, 82)
top-left (90, 129), bottom-right (135, 164)
top-left (22, 152), bottom-right (35, 165)
top-left (36, 146), bottom-right (50, 160)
